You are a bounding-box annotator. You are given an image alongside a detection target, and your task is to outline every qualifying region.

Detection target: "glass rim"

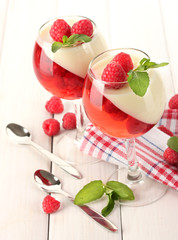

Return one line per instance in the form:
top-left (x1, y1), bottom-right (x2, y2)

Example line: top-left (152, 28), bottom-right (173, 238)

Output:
top-left (38, 15), bottom-right (97, 45)
top-left (88, 48), bottom-right (150, 84)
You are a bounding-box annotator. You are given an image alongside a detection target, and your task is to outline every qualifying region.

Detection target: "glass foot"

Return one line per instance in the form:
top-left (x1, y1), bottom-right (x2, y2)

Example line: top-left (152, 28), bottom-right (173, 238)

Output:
top-left (107, 168), bottom-right (168, 207)
top-left (56, 131), bottom-right (100, 166)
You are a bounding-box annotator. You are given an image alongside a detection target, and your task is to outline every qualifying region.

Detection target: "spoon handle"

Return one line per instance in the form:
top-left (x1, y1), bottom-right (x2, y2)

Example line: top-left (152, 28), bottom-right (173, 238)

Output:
top-left (29, 141), bottom-right (82, 179)
top-left (63, 192), bottom-right (118, 232)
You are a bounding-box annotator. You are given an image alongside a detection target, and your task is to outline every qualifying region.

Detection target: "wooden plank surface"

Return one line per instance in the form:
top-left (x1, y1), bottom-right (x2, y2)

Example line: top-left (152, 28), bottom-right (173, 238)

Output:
top-left (0, 0), bottom-right (178, 239)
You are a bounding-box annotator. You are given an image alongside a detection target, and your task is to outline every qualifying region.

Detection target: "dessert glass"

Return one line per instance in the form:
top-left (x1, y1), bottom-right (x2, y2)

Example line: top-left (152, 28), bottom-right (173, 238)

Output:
top-left (33, 16), bottom-right (108, 165)
top-left (82, 48), bottom-right (168, 206)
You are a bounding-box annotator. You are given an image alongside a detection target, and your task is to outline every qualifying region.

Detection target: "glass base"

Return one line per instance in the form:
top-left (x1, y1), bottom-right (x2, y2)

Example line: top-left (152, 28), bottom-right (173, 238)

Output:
top-left (107, 168), bottom-right (168, 207)
top-left (56, 130), bottom-right (100, 166)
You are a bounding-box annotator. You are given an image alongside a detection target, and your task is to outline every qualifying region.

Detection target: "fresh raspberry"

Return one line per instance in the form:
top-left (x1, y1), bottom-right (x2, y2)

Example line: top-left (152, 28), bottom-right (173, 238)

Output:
top-left (45, 96), bottom-right (64, 114)
top-left (71, 19), bottom-right (93, 36)
top-left (62, 112), bottom-right (76, 130)
top-left (163, 147), bottom-right (178, 166)
top-left (126, 117), bottom-right (149, 135)
top-left (42, 195), bottom-right (60, 214)
top-left (50, 19), bottom-right (71, 42)
top-left (42, 119), bottom-right (60, 136)
top-left (158, 125), bottom-right (174, 136)
top-left (103, 100), bottom-right (128, 121)
top-left (101, 61), bottom-right (127, 89)
top-left (113, 52), bottom-right (134, 74)
top-left (168, 94), bottom-right (178, 109)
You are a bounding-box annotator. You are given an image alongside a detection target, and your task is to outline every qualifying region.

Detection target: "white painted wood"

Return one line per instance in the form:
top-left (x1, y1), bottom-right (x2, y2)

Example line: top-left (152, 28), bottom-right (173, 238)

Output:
top-left (0, 0), bottom-right (178, 239)
top-left (0, 0), bottom-right (58, 239)
top-left (0, 0), bottom-right (9, 60)
top-left (160, 0), bottom-right (178, 93)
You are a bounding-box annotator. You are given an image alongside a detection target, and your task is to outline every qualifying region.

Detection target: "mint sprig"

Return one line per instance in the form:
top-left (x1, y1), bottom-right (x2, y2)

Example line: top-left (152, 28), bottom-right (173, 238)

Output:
top-left (128, 58), bottom-right (168, 97)
top-left (74, 180), bottom-right (134, 217)
top-left (167, 136), bottom-right (178, 153)
top-left (51, 34), bottom-right (92, 53)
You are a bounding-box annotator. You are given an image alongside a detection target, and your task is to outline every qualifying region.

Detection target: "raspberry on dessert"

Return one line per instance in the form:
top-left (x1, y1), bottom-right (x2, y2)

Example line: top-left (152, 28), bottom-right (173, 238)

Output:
top-left (126, 117), bottom-right (148, 134)
top-left (103, 100), bottom-right (128, 121)
top-left (163, 147), bottom-right (178, 166)
top-left (158, 125), bottom-right (174, 136)
top-left (62, 112), bottom-right (76, 130)
top-left (71, 19), bottom-right (93, 37)
top-left (45, 96), bottom-right (64, 114)
top-left (101, 61), bottom-right (127, 89)
top-left (42, 119), bottom-right (60, 136)
top-left (50, 19), bottom-right (71, 42)
top-left (168, 94), bottom-right (178, 109)
top-left (113, 52), bottom-right (134, 74)
top-left (42, 195), bottom-right (60, 214)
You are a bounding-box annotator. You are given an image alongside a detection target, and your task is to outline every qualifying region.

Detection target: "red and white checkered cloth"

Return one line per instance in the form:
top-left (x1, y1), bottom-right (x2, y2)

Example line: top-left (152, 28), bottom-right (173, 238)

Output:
top-left (80, 109), bottom-right (178, 190)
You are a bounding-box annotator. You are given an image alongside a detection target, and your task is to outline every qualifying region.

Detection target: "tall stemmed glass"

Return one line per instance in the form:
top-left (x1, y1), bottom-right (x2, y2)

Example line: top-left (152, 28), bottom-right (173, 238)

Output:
top-left (82, 48), bottom-right (168, 206)
top-left (33, 16), bottom-right (108, 165)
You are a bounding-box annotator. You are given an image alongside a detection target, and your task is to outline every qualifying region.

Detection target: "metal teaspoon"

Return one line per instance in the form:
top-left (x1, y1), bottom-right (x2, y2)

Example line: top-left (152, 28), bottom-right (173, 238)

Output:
top-left (34, 169), bottom-right (118, 232)
top-left (6, 123), bottom-right (82, 179)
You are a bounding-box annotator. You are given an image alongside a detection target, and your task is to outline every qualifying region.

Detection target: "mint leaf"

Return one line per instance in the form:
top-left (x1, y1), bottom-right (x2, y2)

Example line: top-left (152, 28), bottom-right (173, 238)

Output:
top-left (73, 34), bottom-right (91, 43)
top-left (128, 58), bottom-right (168, 97)
top-left (62, 35), bottom-right (68, 44)
top-left (128, 71), bottom-right (149, 97)
top-left (51, 42), bottom-right (63, 53)
top-left (101, 192), bottom-right (115, 217)
top-left (106, 181), bottom-right (135, 200)
top-left (74, 180), bottom-right (105, 205)
top-left (167, 136), bottom-right (178, 153)
top-left (51, 34), bottom-right (92, 53)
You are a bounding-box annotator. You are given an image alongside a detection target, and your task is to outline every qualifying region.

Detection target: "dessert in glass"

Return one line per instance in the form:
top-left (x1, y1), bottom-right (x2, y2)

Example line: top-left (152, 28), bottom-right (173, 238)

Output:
top-left (33, 16), bottom-right (108, 165)
top-left (82, 48), bottom-right (168, 206)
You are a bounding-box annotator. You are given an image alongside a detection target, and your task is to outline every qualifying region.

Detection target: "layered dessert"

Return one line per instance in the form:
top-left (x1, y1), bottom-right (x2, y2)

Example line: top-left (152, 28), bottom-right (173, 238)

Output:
top-left (83, 49), bottom-right (166, 138)
top-left (33, 16), bottom-right (108, 100)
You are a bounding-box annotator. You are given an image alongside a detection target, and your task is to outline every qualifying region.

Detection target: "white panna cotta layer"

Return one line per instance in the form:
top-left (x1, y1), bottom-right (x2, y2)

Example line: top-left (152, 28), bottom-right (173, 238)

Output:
top-left (37, 18), bottom-right (108, 78)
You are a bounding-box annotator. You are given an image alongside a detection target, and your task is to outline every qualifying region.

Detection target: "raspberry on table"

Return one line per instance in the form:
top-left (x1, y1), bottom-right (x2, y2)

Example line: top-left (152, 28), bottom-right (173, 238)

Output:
top-left (101, 61), bottom-right (127, 89)
top-left (158, 125), bottom-right (174, 136)
top-left (71, 19), bottom-right (93, 37)
top-left (62, 112), bottom-right (76, 130)
top-left (42, 119), bottom-right (60, 136)
top-left (50, 19), bottom-right (71, 42)
top-left (168, 94), bottom-right (178, 109)
top-left (45, 96), bottom-right (64, 114)
top-left (42, 195), bottom-right (60, 214)
top-left (163, 147), bottom-right (178, 166)
top-left (113, 52), bottom-right (134, 74)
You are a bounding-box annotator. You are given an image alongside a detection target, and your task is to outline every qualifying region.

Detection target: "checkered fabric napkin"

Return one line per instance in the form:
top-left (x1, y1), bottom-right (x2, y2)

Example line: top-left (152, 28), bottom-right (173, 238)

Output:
top-left (80, 109), bottom-right (178, 190)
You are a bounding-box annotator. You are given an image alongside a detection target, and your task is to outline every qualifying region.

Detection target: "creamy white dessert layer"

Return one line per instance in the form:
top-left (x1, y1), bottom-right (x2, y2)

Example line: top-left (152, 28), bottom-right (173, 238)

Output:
top-left (37, 19), bottom-right (108, 78)
top-left (91, 51), bottom-right (166, 124)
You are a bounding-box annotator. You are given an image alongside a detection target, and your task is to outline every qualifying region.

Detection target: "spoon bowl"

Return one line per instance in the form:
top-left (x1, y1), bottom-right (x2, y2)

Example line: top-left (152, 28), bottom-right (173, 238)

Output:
top-left (35, 169), bottom-right (62, 194)
top-left (6, 123), bottom-right (31, 144)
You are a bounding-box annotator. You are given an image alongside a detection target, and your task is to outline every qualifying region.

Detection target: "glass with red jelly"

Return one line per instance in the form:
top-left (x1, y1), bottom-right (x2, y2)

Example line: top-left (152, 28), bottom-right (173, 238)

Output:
top-left (83, 48), bottom-right (168, 206)
top-left (33, 16), bottom-right (108, 141)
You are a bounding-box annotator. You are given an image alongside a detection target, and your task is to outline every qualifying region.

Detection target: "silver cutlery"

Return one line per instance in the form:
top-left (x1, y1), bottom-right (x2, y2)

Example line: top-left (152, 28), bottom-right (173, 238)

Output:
top-left (6, 123), bottom-right (82, 179)
top-left (34, 169), bottom-right (118, 232)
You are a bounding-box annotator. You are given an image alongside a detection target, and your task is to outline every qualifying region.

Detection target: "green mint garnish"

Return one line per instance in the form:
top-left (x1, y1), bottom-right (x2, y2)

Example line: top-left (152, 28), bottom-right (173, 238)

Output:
top-left (74, 180), bottom-right (134, 217)
top-left (105, 181), bottom-right (135, 200)
top-left (74, 180), bottom-right (105, 205)
top-left (51, 34), bottom-right (92, 53)
top-left (167, 136), bottom-right (178, 153)
top-left (128, 58), bottom-right (169, 97)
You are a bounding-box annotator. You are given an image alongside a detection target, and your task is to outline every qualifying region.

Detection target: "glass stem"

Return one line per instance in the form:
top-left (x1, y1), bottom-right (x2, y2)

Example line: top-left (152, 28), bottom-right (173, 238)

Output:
top-left (73, 99), bottom-right (86, 142)
top-left (125, 138), bottom-right (142, 182)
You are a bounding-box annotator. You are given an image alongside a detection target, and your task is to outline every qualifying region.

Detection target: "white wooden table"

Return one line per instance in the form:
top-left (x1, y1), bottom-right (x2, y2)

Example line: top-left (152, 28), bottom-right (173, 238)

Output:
top-left (0, 0), bottom-right (178, 239)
